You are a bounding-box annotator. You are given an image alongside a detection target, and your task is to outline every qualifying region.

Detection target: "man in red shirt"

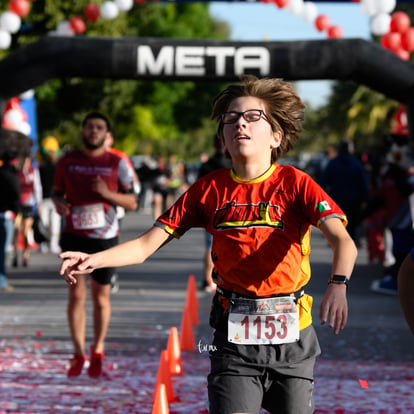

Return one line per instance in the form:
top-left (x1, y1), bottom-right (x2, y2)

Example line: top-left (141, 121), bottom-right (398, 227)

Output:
top-left (52, 112), bottom-right (137, 378)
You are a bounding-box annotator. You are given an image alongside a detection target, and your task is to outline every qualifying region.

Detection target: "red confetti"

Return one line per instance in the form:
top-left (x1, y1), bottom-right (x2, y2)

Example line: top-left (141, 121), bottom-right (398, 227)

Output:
top-left (359, 379), bottom-right (369, 388)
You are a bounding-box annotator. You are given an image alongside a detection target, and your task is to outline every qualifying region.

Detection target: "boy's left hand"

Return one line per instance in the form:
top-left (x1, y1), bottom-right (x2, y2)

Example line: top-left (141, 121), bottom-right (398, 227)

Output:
top-left (319, 284), bottom-right (348, 335)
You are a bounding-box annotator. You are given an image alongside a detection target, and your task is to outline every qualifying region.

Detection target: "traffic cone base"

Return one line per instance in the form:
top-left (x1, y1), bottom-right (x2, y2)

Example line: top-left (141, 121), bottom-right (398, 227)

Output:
top-left (154, 350), bottom-right (177, 403)
top-left (152, 383), bottom-right (169, 414)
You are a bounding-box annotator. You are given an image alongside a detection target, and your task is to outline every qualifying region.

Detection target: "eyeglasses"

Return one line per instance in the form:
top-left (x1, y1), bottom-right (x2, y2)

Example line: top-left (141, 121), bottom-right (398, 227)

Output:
top-left (221, 109), bottom-right (271, 125)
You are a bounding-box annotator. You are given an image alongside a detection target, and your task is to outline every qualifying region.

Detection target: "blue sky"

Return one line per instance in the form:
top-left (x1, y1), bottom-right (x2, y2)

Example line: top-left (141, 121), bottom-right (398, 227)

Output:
top-left (209, 2), bottom-right (372, 107)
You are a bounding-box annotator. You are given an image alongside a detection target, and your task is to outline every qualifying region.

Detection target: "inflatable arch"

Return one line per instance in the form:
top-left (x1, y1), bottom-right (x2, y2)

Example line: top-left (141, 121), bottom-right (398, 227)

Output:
top-left (1, 35), bottom-right (414, 139)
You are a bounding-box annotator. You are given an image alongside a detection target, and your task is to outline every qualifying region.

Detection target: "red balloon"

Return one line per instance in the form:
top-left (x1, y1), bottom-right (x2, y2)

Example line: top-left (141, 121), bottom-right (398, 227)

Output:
top-left (327, 25), bottom-right (343, 39)
top-left (401, 27), bottom-right (414, 52)
top-left (8, 0), bottom-right (31, 18)
top-left (84, 3), bottom-right (100, 23)
top-left (135, 0), bottom-right (146, 3)
top-left (69, 16), bottom-right (86, 34)
top-left (390, 12), bottom-right (411, 34)
top-left (381, 31), bottom-right (401, 52)
top-left (274, 0), bottom-right (289, 8)
top-left (314, 15), bottom-right (330, 32)
top-left (394, 48), bottom-right (410, 61)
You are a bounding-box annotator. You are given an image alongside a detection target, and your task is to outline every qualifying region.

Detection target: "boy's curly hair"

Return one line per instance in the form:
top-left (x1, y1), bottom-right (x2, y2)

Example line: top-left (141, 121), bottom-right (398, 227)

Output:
top-left (211, 75), bottom-right (305, 163)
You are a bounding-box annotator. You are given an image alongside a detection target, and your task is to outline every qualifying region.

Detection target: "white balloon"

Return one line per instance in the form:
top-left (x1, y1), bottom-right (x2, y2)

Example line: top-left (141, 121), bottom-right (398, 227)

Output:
top-left (100, 1), bottom-right (119, 20)
top-left (287, 0), bottom-right (304, 16)
top-left (15, 121), bottom-right (31, 136)
top-left (371, 13), bottom-right (391, 36)
top-left (115, 0), bottom-right (134, 12)
top-left (56, 21), bottom-right (75, 36)
top-left (3, 109), bottom-right (25, 127)
top-left (301, 2), bottom-right (318, 23)
top-left (0, 11), bottom-right (21, 34)
top-left (360, 0), bottom-right (378, 17)
top-left (19, 89), bottom-right (35, 100)
top-left (0, 30), bottom-right (11, 49)
top-left (376, 0), bottom-right (396, 15)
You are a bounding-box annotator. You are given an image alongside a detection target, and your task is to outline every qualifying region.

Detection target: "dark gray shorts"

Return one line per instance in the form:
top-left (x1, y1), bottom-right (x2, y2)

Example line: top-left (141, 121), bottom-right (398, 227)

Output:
top-left (207, 292), bottom-right (321, 414)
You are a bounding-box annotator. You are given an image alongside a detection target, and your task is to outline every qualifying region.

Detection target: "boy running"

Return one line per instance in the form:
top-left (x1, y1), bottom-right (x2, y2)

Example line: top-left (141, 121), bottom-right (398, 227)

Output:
top-left (59, 77), bottom-right (357, 413)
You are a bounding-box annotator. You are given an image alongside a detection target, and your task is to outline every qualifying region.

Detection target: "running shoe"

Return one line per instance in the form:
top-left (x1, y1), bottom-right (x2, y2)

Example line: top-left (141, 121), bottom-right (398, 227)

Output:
top-left (87, 348), bottom-right (104, 378)
top-left (67, 354), bottom-right (87, 377)
top-left (370, 275), bottom-right (398, 296)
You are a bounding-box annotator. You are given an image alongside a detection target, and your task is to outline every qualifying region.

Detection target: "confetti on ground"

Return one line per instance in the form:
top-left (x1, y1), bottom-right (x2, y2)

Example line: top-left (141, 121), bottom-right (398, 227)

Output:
top-left (0, 337), bottom-right (412, 413)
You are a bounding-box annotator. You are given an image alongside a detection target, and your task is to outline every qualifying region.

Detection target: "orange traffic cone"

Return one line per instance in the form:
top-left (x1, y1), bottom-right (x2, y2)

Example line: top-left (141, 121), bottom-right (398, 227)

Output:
top-left (152, 383), bottom-right (169, 414)
top-left (180, 306), bottom-right (195, 351)
top-left (154, 350), bottom-right (177, 403)
top-left (185, 274), bottom-right (199, 325)
top-left (167, 326), bottom-right (183, 376)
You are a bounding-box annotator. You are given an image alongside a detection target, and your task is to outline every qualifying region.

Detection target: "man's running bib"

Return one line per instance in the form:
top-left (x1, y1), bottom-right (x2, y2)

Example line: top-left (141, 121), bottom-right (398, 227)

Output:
top-left (72, 203), bottom-right (105, 230)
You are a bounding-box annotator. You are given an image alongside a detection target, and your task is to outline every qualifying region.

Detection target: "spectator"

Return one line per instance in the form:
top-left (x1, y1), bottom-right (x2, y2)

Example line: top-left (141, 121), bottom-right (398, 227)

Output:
top-left (0, 151), bottom-right (21, 292)
top-left (320, 140), bottom-right (371, 246)
top-left (369, 145), bottom-right (414, 295)
top-left (151, 155), bottom-right (172, 220)
top-left (38, 136), bottom-right (62, 254)
top-left (12, 155), bottom-right (42, 267)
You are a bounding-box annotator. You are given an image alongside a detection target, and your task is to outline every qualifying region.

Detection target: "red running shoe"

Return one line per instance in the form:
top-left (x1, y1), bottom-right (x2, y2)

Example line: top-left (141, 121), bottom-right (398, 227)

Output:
top-left (87, 348), bottom-right (104, 378)
top-left (67, 354), bottom-right (87, 377)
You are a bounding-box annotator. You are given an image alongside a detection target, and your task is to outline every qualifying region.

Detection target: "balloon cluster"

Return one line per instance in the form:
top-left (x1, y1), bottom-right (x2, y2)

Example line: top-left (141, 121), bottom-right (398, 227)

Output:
top-left (274, 0), bottom-right (345, 39)
top-left (56, 1), bottom-right (135, 37)
top-left (0, 0), bottom-right (31, 49)
top-left (361, 0), bottom-right (413, 60)
top-left (380, 11), bottom-right (414, 61)
top-left (0, 0), bottom-right (361, 49)
top-left (0, 0), bottom-right (136, 48)
top-left (1, 92), bottom-right (33, 136)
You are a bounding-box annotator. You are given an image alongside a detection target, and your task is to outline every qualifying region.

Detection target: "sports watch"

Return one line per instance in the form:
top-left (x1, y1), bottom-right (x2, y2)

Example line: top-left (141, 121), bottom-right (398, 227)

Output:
top-left (328, 274), bottom-right (349, 288)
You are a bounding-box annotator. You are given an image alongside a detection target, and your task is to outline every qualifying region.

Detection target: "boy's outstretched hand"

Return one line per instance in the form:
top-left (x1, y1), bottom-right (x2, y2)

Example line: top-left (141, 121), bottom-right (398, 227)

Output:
top-left (59, 252), bottom-right (96, 285)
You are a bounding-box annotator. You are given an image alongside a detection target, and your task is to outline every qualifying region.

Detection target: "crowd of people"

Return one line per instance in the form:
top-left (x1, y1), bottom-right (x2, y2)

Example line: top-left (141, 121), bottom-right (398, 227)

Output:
top-left (310, 135), bottom-right (414, 297)
top-left (0, 76), bottom-right (412, 413)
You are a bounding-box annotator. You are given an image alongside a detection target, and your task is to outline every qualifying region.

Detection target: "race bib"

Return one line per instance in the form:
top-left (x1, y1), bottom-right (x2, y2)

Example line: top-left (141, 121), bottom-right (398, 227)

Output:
top-left (228, 296), bottom-right (299, 345)
top-left (72, 203), bottom-right (105, 230)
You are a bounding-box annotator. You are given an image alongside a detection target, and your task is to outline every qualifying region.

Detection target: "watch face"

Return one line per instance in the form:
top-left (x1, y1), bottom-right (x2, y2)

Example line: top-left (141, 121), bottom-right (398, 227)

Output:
top-left (330, 275), bottom-right (348, 284)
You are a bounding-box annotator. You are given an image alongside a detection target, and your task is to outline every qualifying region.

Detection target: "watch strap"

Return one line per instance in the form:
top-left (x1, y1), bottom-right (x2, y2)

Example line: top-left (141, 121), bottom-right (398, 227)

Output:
top-left (328, 274), bottom-right (349, 287)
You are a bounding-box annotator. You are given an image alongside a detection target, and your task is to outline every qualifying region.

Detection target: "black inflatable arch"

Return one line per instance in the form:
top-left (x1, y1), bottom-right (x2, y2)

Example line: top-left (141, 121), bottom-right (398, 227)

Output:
top-left (1, 35), bottom-right (414, 139)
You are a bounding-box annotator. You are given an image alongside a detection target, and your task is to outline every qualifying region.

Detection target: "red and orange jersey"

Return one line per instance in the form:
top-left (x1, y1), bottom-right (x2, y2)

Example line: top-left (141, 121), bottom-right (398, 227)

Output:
top-left (157, 164), bottom-right (346, 297)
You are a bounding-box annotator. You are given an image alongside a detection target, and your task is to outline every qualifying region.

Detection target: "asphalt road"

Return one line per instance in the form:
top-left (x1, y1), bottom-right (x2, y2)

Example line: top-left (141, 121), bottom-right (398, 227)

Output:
top-left (0, 210), bottom-right (413, 413)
